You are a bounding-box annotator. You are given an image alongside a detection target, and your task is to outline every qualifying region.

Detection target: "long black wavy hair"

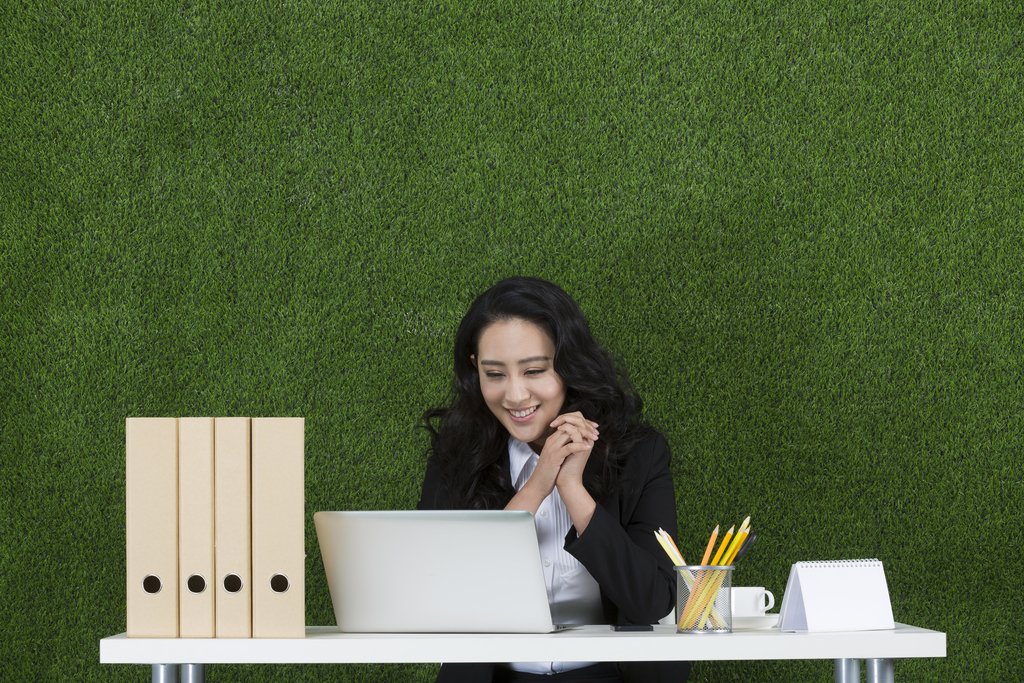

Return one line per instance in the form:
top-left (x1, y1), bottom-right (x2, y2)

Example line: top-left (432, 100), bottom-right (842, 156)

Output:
top-left (422, 277), bottom-right (649, 510)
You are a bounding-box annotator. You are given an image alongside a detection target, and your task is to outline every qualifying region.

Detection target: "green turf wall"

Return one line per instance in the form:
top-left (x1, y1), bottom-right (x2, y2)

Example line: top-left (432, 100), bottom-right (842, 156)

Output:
top-left (2, 0), bottom-right (1021, 680)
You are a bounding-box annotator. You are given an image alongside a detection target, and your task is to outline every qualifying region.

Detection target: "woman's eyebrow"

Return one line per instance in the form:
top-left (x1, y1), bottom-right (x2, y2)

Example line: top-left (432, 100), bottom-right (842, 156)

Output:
top-left (479, 356), bottom-right (551, 366)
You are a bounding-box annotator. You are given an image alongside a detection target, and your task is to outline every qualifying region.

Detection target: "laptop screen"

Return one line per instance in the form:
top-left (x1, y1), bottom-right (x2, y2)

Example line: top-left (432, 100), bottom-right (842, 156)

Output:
top-left (314, 510), bottom-right (559, 633)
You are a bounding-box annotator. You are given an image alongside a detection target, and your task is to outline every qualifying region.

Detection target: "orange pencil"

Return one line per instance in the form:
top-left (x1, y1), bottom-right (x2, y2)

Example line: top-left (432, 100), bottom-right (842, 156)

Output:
top-left (696, 518), bottom-right (751, 628)
top-left (684, 525), bottom-right (731, 628)
top-left (709, 525), bottom-right (734, 566)
top-left (700, 525), bottom-right (719, 566)
top-left (696, 533), bottom-right (748, 629)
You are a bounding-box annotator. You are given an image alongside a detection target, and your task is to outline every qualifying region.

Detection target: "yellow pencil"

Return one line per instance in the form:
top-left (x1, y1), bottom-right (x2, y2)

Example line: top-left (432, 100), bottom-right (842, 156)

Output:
top-left (654, 531), bottom-right (675, 562)
top-left (659, 528), bottom-right (686, 566)
top-left (720, 527), bottom-right (747, 566)
top-left (683, 567), bottom-right (725, 629)
top-left (686, 525), bottom-right (721, 625)
top-left (700, 525), bottom-right (719, 566)
top-left (709, 525), bottom-right (734, 566)
top-left (691, 517), bottom-right (748, 628)
top-left (694, 518), bottom-right (752, 628)
top-left (651, 531), bottom-right (722, 628)
top-left (724, 528), bottom-right (749, 565)
top-left (653, 530), bottom-right (684, 567)
top-left (685, 525), bottom-right (733, 626)
top-left (724, 517), bottom-right (751, 564)
top-left (682, 526), bottom-right (728, 627)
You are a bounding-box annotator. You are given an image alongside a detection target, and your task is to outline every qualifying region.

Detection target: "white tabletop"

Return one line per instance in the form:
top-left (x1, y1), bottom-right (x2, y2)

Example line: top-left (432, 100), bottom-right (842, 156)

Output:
top-left (100, 620), bottom-right (946, 665)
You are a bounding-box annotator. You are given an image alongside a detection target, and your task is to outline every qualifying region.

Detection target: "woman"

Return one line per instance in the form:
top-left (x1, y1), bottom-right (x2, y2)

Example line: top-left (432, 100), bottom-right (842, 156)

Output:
top-left (418, 277), bottom-right (690, 683)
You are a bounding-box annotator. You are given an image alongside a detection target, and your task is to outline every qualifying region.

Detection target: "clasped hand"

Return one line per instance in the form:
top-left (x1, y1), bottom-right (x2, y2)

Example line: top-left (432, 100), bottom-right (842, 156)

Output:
top-left (526, 411), bottom-right (600, 500)
top-left (505, 411), bottom-right (600, 534)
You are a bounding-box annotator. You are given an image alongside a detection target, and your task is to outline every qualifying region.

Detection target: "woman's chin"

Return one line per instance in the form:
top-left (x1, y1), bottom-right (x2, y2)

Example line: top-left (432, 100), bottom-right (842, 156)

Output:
top-left (507, 424), bottom-right (540, 443)
top-left (505, 420), bottom-right (555, 449)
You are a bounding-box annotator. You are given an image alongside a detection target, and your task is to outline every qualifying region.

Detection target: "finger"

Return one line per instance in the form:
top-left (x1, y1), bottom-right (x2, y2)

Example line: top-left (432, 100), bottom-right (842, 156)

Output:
top-left (549, 415), bottom-right (569, 429)
top-left (562, 439), bottom-right (594, 454)
top-left (560, 421), bottom-right (598, 444)
top-left (566, 414), bottom-right (599, 439)
top-left (550, 420), bottom-right (597, 448)
top-left (535, 452), bottom-right (569, 479)
top-left (545, 428), bottom-right (573, 448)
top-left (557, 444), bottom-right (593, 471)
top-left (550, 411), bottom-right (587, 427)
top-left (541, 428), bottom-right (575, 455)
top-left (553, 413), bottom-right (599, 436)
top-left (557, 423), bottom-right (592, 447)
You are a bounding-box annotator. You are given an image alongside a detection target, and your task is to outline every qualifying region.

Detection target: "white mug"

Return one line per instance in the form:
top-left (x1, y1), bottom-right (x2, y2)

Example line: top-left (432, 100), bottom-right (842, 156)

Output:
top-left (731, 587), bottom-right (775, 617)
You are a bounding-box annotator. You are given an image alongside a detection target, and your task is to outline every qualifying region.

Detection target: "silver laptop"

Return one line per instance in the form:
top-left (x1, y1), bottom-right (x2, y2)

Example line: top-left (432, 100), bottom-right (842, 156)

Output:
top-left (313, 510), bottom-right (569, 633)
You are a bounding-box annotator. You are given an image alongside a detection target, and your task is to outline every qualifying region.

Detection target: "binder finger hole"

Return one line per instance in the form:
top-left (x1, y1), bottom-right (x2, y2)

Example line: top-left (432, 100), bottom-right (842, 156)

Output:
top-left (187, 574), bottom-right (207, 594)
top-left (270, 574), bottom-right (290, 593)
top-left (142, 575), bottom-right (162, 594)
top-left (223, 574), bottom-right (243, 594)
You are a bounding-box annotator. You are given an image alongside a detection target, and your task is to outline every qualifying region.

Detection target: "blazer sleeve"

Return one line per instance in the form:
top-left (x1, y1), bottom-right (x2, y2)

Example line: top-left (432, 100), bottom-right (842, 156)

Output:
top-left (563, 432), bottom-right (678, 625)
top-left (417, 443), bottom-right (446, 511)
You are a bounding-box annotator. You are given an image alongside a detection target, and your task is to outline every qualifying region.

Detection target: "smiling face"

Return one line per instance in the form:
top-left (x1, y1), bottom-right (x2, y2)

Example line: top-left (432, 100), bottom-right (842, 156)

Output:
top-left (473, 318), bottom-right (566, 453)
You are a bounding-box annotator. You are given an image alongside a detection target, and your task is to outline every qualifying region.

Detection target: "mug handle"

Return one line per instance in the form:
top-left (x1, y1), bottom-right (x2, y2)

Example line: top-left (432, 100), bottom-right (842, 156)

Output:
top-left (763, 589), bottom-right (775, 612)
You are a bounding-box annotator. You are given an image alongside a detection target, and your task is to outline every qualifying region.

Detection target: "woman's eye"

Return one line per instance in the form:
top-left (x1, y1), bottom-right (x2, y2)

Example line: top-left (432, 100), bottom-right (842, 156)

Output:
top-left (485, 372), bottom-right (504, 379)
top-left (525, 368), bottom-right (545, 376)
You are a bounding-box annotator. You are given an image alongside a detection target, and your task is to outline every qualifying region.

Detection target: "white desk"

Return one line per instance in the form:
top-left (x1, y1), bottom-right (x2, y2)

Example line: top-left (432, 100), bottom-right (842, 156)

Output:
top-left (101, 620), bottom-right (945, 682)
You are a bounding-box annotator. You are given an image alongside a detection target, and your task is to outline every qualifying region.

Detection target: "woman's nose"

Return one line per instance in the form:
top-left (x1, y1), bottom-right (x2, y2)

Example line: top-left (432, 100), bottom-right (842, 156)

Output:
top-left (506, 375), bottom-right (530, 404)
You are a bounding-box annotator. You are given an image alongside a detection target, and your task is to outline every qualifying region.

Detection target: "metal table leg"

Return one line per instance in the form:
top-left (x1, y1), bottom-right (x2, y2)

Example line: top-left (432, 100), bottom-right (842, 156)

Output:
top-left (867, 658), bottom-right (894, 683)
top-left (181, 664), bottom-right (206, 683)
top-left (835, 658), bottom-right (860, 683)
top-left (152, 664), bottom-right (178, 683)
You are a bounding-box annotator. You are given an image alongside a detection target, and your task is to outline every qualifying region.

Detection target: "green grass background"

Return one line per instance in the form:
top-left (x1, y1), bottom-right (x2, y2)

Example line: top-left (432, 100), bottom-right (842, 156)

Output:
top-left (2, 0), bottom-right (1021, 680)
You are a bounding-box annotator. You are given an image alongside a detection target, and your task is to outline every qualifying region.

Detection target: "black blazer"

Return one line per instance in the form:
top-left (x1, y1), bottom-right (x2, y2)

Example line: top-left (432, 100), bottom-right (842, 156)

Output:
top-left (418, 431), bottom-right (691, 683)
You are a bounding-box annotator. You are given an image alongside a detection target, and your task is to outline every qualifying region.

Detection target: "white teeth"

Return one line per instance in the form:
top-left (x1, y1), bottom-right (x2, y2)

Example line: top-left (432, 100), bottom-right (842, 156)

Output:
top-left (510, 406), bottom-right (538, 418)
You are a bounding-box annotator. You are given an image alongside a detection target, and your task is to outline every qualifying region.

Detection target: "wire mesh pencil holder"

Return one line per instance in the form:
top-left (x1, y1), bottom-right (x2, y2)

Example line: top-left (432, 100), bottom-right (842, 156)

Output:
top-left (675, 565), bottom-right (734, 633)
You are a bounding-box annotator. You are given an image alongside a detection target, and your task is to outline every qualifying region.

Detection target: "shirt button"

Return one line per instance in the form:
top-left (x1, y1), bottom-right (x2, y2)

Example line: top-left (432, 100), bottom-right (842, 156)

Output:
top-left (543, 558), bottom-right (551, 567)
top-left (540, 510), bottom-right (549, 517)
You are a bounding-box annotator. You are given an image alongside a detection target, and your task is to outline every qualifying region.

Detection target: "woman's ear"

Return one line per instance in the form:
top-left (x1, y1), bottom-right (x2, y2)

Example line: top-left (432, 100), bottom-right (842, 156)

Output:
top-left (470, 354), bottom-right (477, 368)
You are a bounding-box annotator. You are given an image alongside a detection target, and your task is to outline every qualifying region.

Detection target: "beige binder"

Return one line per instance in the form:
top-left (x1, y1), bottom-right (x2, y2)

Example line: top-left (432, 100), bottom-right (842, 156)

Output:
top-left (178, 417), bottom-right (215, 637)
top-left (126, 417), bottom-right (179, 638)
top-left (251, 417), bottom-right (305, 637)
top-left (215, 417), bottom-right (251, 638)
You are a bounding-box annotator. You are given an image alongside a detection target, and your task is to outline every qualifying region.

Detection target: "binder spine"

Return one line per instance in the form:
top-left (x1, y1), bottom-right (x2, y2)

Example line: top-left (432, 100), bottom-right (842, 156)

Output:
top-left (126, 417), bottom-right (179, 638)
top-left (178, 417), bottom-right (215, 638)
top-left (251, 417), bottom-right (305, 638)
top-left (214, 417), bottom-right (252, 638)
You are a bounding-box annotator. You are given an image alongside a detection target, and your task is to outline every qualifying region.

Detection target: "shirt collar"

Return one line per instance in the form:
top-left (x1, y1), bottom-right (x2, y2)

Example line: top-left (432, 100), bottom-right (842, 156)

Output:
top-left (508, 436), bottom-right (538, 485)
